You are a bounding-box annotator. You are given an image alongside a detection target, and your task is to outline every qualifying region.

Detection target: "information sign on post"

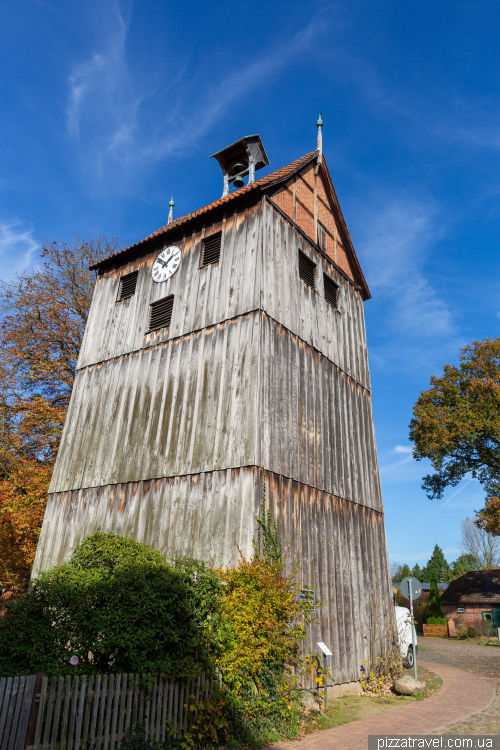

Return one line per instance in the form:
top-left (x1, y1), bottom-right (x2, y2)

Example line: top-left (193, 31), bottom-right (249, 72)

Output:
top-left (317, 642), bottom-right (332, 709)
top-left (399, 576), bottom-right (421, 681)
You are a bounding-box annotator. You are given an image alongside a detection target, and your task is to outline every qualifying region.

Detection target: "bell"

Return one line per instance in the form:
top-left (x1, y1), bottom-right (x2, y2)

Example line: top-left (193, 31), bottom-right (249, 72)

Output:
top-left (233, 174), bottom-right (245, 188)
top-left (230, 161), bottom-right (246, 176)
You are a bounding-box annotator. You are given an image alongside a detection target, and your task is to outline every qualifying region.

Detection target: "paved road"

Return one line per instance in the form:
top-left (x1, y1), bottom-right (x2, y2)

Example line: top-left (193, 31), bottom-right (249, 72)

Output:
top-left (267, 639), bottom-right (499, 749)
top-left (420, 637), bottom-right (500, 735)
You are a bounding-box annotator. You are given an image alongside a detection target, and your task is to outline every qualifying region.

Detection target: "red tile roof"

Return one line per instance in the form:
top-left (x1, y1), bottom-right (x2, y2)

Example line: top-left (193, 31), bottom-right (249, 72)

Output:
top-left (90, 151), bottom-right (317, 271)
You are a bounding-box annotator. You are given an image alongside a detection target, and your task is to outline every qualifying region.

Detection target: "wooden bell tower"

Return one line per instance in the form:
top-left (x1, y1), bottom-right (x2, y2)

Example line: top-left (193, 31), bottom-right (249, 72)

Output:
top-left (33, 124), bottom-right (393, 688)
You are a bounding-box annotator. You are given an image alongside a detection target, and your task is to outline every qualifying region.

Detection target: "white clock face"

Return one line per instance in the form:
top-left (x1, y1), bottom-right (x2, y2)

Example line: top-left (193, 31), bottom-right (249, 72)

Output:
top-left (152, 246), bottom-right (182, 283)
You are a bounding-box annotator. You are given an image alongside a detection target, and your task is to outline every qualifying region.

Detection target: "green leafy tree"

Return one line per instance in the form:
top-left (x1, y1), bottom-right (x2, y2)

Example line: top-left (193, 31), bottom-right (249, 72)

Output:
top-left (411, 563), bottom-right (422, 580)
top-left (398, 564), bottom-right (412, 581)
top-left (409, 338), bottom-right (500, 536)
top-left (426, 580), bottom-right (447, 625)
top-left (450, 553), bottom-right (478, 579)
top-left (420, 544), bottom-right (450, 583)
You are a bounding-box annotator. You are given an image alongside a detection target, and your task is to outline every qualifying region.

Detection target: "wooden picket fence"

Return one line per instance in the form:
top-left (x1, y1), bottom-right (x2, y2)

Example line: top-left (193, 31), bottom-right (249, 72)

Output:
top-left (0, 672), bottom-right (211, 750)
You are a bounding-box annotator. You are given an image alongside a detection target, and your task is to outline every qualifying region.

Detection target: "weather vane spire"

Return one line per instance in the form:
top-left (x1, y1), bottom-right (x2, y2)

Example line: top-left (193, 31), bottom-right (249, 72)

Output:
top-left (316, 113), bottom-right (324, 163)
top-left (168, 196), bottom-right (175, 224)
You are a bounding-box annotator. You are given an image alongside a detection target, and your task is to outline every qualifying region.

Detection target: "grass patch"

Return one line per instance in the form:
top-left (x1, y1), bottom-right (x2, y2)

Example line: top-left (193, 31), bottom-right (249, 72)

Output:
top-left (299, 666), bottom-right (443, 737)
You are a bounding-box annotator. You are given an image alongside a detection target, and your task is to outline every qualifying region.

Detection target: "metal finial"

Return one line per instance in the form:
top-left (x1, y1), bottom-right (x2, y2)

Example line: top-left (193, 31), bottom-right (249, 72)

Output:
top-left (168, 196), bottom-right (175, 224)
top-left (316, 113), bottom-right (323, 162)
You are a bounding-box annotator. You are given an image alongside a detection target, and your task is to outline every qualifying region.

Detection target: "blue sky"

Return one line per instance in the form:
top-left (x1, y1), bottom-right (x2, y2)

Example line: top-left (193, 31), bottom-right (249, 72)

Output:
top-left (1, 0), bottom-right (499, 568)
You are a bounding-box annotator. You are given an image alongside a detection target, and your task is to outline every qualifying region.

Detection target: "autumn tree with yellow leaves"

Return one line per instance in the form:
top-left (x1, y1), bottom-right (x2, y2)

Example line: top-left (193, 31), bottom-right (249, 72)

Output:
top-left (0, 236), bottom-right (120, 585)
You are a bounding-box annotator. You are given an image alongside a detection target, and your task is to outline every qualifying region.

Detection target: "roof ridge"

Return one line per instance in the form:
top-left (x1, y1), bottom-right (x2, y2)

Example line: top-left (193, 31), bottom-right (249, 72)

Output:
top-left (90, 151), bottom-right (317, 270)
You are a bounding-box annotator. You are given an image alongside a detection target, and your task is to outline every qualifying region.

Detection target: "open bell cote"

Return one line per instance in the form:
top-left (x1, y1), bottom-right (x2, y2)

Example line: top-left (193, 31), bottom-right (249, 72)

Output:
top-left (210, 134), bottom-right (269, 197)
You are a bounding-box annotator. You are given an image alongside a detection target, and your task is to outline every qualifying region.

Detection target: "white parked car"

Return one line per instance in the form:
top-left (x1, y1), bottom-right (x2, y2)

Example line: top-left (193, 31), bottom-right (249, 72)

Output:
top-left (395, 605), bottom-right (418, 667)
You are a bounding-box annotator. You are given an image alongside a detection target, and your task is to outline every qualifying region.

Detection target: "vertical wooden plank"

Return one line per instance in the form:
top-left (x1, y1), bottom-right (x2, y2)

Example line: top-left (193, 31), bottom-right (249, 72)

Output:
top-left (183, 681), bottom-right (189, 732)
top-left (103, 673), bottom-right (115, 750)
top-left (116, 673), bottom-right (127, 746)
top-left (172, 682), bottom-right (179, 732)
top-left (74, 674), bottom-right (87, 750)
top-left (81, 675), bottom-right (94, 749)
top-left (124, 674), bottom-right (134, 731)
top-left (97, 674), bottom-right (108, 748)
top-left (22, 674), bottom-right (42, 750)
top-left (132, 674), bottom-right (140, 729)
top-left (109, 673), bottom-right (121, 750)
top-left (143, 678), bottom-right (151, 740)
top-left (41, 677), bottom-right (56, 748)
top-left (33, 676), bottom-right (48, 748)
top-left (67, 675), bottom-right (80, 750)
top-left (0, 677), bottom-right (12, 748)
top-left (7, 675), bottom-right (25, 750)
top-left (89, 674), bottom-right (101, 746)
top-left (2, 676), bottom-right (19, 750)
top-left (137, 676), bottom-right (144, 729)
top-left (148, 677), bottom-right (157, 740)
top-left (58, 675), bottom-right (72, 750)
top-left (49, 676), bottom-right (64, 750)
top-left (160, 679), bottom-right (168, 743)
top-left (154, 678), bottom-right (163, 741)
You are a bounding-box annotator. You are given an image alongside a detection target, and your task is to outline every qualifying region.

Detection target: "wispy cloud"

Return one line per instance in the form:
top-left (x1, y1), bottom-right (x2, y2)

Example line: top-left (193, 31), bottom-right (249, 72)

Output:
top-left (358, 197), bottom-right (461, 373)
top-left (0, 220), bottom-right (39, 281)
top-left (66, 5), bottom-right (321, 182)
top-left (380, 444), bottom-right (415, 476)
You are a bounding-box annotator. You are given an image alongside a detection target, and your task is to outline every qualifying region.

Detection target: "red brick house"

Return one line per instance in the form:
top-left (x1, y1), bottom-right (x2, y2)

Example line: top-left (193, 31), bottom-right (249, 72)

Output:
top-left (441, 570), bottom-right (500, 636)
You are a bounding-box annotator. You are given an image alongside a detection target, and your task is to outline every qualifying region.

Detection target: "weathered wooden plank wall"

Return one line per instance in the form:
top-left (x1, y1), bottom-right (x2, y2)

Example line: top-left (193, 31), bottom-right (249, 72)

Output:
top-left (260, 314), bottom-right (382, 510)
top-left (266, 471), bottom-right (392, 684)
top-left (78, 205), bottom-right (262, 370)
top-left (34, 468), bottom-right (260, 576)
top-left (261, 200), bottom-right (370, 390)
top-left (50, 313), bottom-right (261, 494)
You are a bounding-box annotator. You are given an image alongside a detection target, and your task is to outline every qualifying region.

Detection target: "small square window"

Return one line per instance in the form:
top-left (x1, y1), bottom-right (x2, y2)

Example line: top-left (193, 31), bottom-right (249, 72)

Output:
top-left (457, 607), bottom-right (465, 613)
top-left (117, 271), bottom-right (138, 301)
top-left (201, 232), bottom-right (222, 266)
top-left (482, 611), bottom-right (493, 622)
top-left (324, 274), bottom-right (339, 308)
top-left (298, 251), bottom-right (316, 289)
top-left (148, 295), bottom-right (174, 332)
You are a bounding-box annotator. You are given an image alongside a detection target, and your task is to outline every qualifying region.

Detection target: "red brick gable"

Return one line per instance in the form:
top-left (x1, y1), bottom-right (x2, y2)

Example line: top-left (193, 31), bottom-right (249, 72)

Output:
top-left (271, 161), bottom-right (358, 285)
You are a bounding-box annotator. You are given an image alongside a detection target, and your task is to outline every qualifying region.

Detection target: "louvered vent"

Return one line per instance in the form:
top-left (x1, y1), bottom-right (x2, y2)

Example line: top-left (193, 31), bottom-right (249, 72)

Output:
top-left (317, 223), bottom-right (327, 252)
top-left (324, 274), bottom-right (339, 308)
top-left (148, 295), bottom-right (174, 332)
top-left (201, 232), bottom-right (222, 266)
top-left (117, 271), bottom-right (138, 301)
top-left (298, 251), bottom-right (316, 289)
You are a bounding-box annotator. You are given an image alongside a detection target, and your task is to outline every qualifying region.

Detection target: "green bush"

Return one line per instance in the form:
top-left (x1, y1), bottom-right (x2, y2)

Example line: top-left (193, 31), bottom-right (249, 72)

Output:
top-left (426, 616), bottom-right (447, 625)
top-left (467, 626), bottom-right (477, 638)
top-left (0, 533), bottom-right (225, 677)
top-left (456, 624), bottom-right (468, 639)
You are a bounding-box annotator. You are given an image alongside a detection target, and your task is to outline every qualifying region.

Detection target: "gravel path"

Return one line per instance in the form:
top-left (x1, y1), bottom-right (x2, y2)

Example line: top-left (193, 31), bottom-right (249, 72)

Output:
top-left (418, 635), bottom-right (500, 676)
